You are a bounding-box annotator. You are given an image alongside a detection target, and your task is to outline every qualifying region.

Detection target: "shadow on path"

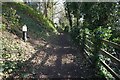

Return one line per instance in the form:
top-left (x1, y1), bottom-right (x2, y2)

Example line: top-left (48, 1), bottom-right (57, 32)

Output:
top-left (8, 32), bottom-right (100, 79)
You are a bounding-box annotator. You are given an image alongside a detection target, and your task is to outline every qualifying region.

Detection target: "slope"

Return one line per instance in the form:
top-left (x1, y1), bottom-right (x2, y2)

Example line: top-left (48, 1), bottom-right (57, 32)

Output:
top-left (1, 2), bottom-right (104, 79)
top-left (1, 2), bottom-right (57, 79)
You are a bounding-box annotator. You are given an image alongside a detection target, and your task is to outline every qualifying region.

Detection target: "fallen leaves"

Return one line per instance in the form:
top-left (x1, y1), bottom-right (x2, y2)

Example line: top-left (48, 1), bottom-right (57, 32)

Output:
top-left (62, 54), bottom-right (76, 64)
top-left (44, 54), bottom-right (57, 67)
top-left (31, 51), bottom-right (47, 65)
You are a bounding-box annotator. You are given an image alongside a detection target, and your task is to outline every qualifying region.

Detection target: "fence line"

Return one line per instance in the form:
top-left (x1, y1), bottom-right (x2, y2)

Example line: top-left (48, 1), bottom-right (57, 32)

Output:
top-left (83, 32), bottom-right (120, 79)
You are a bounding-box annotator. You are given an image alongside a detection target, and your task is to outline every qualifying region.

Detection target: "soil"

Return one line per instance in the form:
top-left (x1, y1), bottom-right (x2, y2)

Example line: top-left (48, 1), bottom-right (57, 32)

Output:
top-left (8, 32), bottom-right (100, 79)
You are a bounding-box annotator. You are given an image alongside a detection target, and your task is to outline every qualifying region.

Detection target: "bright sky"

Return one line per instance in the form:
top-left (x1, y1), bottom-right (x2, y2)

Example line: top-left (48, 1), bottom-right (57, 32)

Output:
top-left (53, 0), bottom-right (65, 25)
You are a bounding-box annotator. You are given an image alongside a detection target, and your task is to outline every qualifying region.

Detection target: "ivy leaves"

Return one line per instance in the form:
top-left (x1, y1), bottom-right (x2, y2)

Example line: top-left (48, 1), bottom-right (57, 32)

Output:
top-left (94, 27), bottom-right (112, 40)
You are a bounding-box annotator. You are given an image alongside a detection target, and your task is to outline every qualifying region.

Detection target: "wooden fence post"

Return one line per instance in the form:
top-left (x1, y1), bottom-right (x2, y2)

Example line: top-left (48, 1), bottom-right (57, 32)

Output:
top-left (92, 31), bottom-right (102, 67)
top-left (81, 28), bottom-right (86, 53)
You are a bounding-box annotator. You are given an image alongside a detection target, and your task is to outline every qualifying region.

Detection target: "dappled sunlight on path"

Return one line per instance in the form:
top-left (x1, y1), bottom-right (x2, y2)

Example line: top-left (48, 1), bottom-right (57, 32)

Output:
top-left (8, 32), bottom-right (97, 78)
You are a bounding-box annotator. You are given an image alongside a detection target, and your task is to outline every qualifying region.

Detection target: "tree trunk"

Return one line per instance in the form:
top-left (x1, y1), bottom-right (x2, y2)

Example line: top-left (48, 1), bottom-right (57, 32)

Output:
top-left (51, 2), bottom-right (54, 21)
top-left (77, 17), bottom-right (79, 27)
top-left (44, 2), bottom-right (47, 17)
top-left (67, 6), bottom-right (72, 28)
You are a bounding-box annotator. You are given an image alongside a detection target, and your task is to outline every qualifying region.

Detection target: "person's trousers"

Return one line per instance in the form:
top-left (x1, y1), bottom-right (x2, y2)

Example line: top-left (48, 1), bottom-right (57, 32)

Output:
top-left (23, 31), bottom-right (27, 41)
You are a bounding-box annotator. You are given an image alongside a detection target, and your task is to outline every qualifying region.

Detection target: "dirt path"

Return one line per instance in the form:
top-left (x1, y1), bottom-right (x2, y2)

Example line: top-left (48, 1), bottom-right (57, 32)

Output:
top-left (10, 32), bottom-right (97, 79)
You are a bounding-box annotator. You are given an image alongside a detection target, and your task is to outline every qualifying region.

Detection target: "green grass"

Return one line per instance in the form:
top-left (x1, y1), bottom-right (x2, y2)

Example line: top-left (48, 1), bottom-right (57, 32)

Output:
top-left (2, 2), bottom-right (58, 40)
top-left (4, 2), bottom-right (57, 33)
top-left (18, 11), bottom-right (45, 39)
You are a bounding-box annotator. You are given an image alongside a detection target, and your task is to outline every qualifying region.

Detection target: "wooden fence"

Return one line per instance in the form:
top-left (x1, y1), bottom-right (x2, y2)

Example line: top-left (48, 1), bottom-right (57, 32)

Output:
top-left (82, 32), bottom-right (120, 80)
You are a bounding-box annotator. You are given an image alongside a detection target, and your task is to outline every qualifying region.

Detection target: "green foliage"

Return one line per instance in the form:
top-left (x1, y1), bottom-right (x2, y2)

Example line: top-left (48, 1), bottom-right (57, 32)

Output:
top-left (1, 24), bottom-right (6, 30)
top-left (2, 61), bottom-right (16, 74)
top-left (64, 2), bottom-right (119, 79)
top-left (94, 26), bottom-right (112, 40)
top-left (2, 53), bottom-right (11, 59)
top-left (0, 31), bottom-right (35, 78)
top-left (2, 2), bottom-right (58, 40)
top-left (0, 2), bottom-right (74, 79)
top-left (2, 6), bottom-right (20, 30)
top-left (70, 26), bottom-right (81, 45)
top-left (4, 2), bottom-right (57, 33)
top-left (64, 26), bottom-right (69, 32)
top-left (113, 37), bottom-right (120, 44)
top-left (97, 63), bottom-right (115, 80)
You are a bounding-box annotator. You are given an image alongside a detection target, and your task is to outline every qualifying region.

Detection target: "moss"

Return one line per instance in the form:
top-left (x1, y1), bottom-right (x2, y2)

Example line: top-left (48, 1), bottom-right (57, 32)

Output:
top-left (4, 2), bottom-right (57, 33)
